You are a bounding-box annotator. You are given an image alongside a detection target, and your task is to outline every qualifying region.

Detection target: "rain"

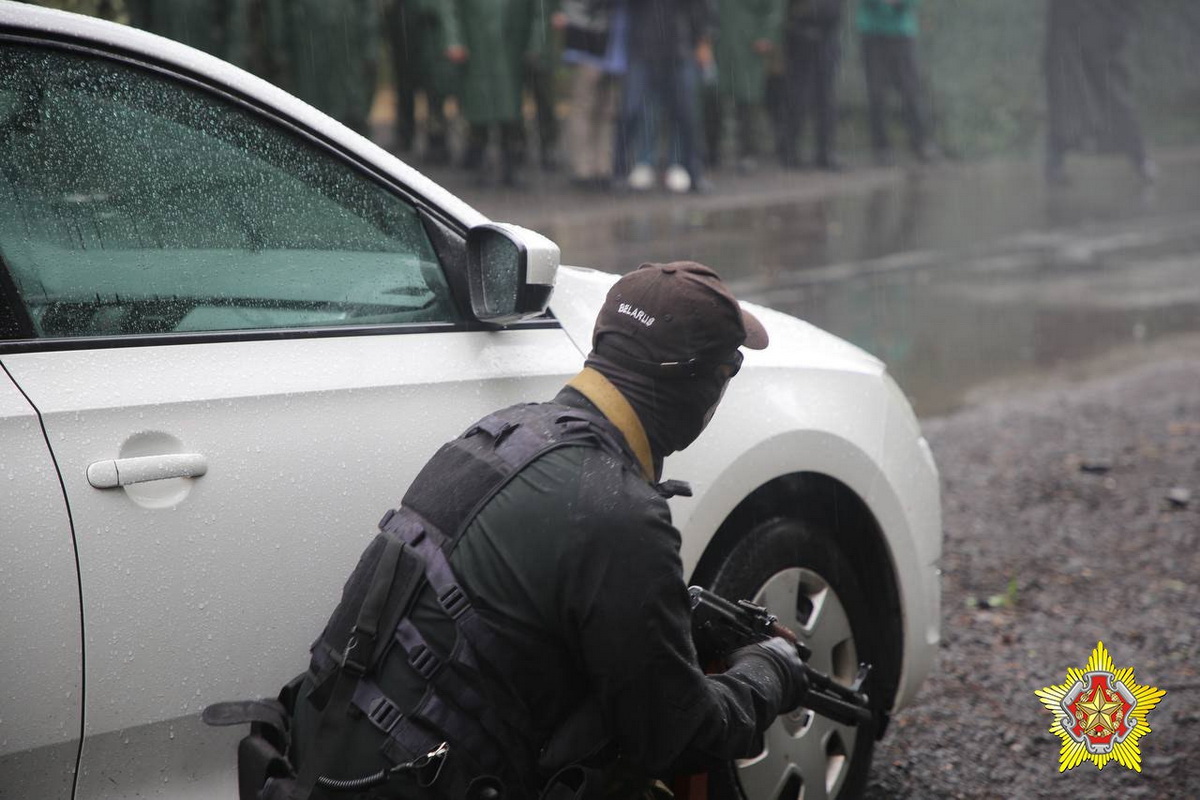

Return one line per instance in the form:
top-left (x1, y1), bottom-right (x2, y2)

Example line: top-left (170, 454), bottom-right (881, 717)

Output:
top-left (5, 1), bottom-right (1200, 798)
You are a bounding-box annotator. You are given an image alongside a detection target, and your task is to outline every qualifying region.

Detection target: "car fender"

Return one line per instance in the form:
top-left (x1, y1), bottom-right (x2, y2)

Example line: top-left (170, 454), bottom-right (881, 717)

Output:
top-left (670, 400), bottom-right (941, 711)
top-left (552, 266), bottom-right (941, 710)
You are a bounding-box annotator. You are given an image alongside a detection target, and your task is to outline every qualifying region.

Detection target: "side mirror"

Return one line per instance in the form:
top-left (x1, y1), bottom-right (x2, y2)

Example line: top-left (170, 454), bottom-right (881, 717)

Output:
top-left (466, 223), bottom-right (560, 325)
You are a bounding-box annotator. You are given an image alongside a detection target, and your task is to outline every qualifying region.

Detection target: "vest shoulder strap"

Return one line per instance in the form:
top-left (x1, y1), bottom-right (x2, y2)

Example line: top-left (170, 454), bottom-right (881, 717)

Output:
top-left (401, 401), bottom-right (629, 550)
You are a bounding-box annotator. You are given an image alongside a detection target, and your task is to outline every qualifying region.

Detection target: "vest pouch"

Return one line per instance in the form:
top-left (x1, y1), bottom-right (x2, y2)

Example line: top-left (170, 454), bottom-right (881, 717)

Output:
top-left (540, 763), bottom-right (620, 800)
top-left (539, 763), bottom-right (673, 800)
top-left (287, 531), bottom-right (427, 793)
top-left (259, 775), bottom-right (308, 800)
top-left (238, 731), bottom-right (295, 800)
top-left (316, 531), bottom-right (399, 663)
top-left (203, 691), bottom-right (298, 800)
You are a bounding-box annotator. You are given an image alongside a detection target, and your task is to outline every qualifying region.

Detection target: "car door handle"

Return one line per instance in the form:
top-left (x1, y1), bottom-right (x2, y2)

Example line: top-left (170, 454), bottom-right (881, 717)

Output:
top-left (87, 454), bottom-right (208, 489)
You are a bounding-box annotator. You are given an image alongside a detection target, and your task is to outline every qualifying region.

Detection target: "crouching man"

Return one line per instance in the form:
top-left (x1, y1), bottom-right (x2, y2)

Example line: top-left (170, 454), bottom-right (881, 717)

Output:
top-left (212, 262), bottom-right (809, 800)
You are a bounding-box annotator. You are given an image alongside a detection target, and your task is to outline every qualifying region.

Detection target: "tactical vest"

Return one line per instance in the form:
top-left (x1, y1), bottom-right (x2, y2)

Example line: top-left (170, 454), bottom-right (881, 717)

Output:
top-left (205, 401), bottom-right (633, 800)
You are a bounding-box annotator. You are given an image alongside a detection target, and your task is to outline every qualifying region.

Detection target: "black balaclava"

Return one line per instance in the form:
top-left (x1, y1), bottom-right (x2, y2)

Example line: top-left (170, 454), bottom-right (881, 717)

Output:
top-left (586, 340), bottom-right (734, 473)
top-left (580, 262), bottom-right (768, 475)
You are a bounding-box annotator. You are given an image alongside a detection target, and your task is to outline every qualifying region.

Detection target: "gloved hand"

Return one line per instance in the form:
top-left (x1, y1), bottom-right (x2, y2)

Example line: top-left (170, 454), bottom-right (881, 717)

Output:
top-left (729, 636), bottom-right (810, 714)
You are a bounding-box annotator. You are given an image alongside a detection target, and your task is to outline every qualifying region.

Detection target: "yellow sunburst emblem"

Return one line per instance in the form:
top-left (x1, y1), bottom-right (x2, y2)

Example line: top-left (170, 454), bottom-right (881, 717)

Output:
top-left (1035, 641), bottom-right (1166, 772)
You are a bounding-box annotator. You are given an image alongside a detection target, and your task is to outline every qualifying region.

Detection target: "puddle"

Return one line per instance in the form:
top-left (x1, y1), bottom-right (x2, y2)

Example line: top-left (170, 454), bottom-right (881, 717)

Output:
top-left (536, 155), bottom-right (1200, 416)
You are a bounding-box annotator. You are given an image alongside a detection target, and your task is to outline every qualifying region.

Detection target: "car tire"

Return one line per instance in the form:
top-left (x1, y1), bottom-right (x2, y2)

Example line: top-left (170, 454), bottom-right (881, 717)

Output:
top-left (704, 516), bottom-right (878, 800)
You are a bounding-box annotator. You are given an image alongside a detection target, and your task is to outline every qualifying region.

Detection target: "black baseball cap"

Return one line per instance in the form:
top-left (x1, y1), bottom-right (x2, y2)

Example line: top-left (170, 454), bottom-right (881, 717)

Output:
top-left (592, 262), bottom-right (769, 371)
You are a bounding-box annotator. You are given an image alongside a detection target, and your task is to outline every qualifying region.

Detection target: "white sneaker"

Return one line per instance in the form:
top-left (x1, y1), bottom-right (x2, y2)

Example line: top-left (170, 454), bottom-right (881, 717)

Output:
top-left (628, 163), bottom-right (655, 191)
top-left (664, 164), bottom-right (691, 194)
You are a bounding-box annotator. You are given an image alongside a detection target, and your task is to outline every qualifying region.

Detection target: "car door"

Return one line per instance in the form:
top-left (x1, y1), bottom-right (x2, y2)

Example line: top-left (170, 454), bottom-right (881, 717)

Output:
top-left (0, 369), bottom-right (81, 800)
top-left (0, 35), bottom-right (582, 798)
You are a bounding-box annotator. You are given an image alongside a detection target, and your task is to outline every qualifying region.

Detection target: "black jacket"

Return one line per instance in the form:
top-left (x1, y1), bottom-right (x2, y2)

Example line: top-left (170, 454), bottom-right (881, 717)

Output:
top-left (383, 387), bottom-right (783, 792)
top-left (627, 0), bottom-right (712, 63)
top-left (786, 0), bottom-right (844, 34)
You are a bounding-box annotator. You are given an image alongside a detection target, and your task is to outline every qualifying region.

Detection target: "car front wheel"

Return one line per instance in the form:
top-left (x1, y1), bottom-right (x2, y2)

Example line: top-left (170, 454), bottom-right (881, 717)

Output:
top-left (705, 517), bottom-right (878, 800)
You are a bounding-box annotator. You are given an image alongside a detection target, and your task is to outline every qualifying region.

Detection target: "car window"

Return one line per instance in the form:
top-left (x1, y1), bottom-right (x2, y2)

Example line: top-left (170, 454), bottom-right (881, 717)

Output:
top-left (0, 43), bottom-right (460, 339)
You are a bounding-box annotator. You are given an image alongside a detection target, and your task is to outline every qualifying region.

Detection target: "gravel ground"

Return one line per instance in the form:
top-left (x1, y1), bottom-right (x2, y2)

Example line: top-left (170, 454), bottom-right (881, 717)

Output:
top-left (864, 352), bottom-right (1200, 799)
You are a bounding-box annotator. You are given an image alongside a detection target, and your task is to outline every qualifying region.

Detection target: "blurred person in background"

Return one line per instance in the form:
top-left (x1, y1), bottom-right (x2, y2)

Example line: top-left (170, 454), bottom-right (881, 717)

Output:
top-left (522, 1), bottom-right (566, 173)
top-left (126, 0), bottom-right (254, 69)
top-left (561, 0), bottom-right (629, 190)
top-left (1044, 0), bottom-right (1156, 185)
top-left (262, 0), bottom-right (380, 136)
top-left (384, 0), bottom-right (458, 165)
top-left (856, 0), bottom-right (933, 166)
top-left (776, 0), bottom-right (846, 171)
top-left (617, 0), bottom-right (712, 194)
top-left (705, 0), bottom-right (782, 174)
top-left (440, 0), bottom-right (536, 187)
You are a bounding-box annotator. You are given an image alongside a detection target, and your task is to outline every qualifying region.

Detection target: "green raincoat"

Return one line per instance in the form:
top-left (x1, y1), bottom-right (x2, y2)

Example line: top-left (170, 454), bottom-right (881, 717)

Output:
top-left (263, 0), bottom-right (381, 134)
top-left (125, 0), bottom-right (253, 68)
top-left (386, 0), bottom-right (460, 101)
top-left (439, 0), bottom-right (537, 124)
top-left (715, 0), bottom-right (784, 104)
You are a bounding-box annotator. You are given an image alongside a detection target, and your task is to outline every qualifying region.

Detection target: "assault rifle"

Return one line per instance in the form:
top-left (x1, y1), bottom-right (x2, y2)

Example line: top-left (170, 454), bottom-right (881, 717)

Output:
top-left (687, 585), bottom-right (875, 729)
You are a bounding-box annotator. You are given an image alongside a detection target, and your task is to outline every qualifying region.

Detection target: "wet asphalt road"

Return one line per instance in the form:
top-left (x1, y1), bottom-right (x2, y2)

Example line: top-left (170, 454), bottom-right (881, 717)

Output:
top-left (429, 146), bottom-right (1200, 418)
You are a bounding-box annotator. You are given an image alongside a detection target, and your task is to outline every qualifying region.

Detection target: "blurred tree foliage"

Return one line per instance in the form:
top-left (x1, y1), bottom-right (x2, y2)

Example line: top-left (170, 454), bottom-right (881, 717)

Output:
top-left (919, 0), bottom-right (1047, 157)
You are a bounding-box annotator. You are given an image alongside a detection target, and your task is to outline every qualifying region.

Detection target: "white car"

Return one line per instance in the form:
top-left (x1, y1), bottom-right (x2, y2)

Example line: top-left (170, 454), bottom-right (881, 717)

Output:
top-left (0, 4), bottom-right (941, 799)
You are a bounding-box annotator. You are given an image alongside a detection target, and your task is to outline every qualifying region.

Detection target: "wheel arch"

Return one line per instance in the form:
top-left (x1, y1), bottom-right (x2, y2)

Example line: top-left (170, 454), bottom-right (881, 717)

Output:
top-left (688, 471), bottom-right (904, 716)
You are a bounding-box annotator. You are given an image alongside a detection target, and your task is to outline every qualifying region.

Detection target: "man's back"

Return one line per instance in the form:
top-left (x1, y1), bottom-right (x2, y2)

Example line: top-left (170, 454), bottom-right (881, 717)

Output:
top-left (371, 391), bottom-right (740, 787)
top-left (386, 422), bottom-right (669, 759)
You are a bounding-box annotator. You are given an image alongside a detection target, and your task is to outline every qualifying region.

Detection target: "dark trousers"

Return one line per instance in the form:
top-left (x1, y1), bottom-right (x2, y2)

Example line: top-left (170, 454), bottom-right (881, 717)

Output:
top-left (780, 27), bottom-right (841, 164)
top-left (386, 0), bottom-right (449, 160)
top-left (617, 54), bottom-right (703, 183)
top-left (522, 60), bottom-right (560, 167)
top-left (1044, 0), bottom-right (1146, 169)
top-left (861, 34), bottom-right (928, 156)
top-left (1045, 42), bottom-right (1145, 166)
top-left (704, 95), bottom-right (758, 166)
top-left (387, 1), bottom-right (416, 152)
top-left (465, 122), bottom-right (525, 183)
top-left (393, 83), bottom-right (450, 162)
